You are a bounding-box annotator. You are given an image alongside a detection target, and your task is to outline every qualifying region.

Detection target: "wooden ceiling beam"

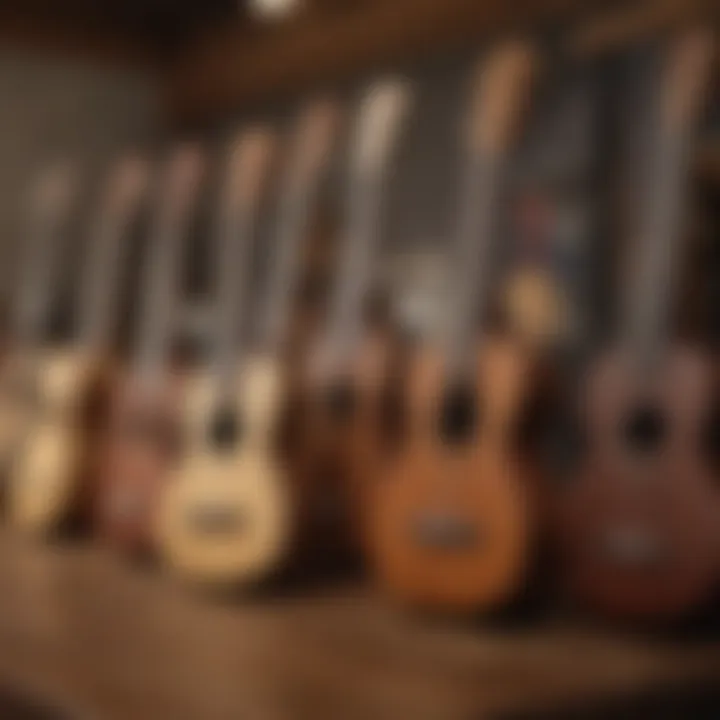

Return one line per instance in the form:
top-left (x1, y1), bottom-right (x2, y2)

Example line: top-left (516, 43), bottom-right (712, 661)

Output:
top-left (0, 8), bottom-right (161, 71)
top-left (168, 0), bottom-right (720, 126)
top-left (167, 0), bottom-right (590, 125)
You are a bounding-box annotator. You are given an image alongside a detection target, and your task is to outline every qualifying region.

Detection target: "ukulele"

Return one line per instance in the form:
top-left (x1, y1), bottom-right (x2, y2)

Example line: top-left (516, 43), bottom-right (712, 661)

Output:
top-left (283, 80), bottom-right (413, 572)
top-left (157, 104), bottom-right (336, 588)
top-left (554, 28), bottom-right (720, 621)
top-left (370, 41), bottom-right (542, 613)
top-left (95, 143), bottom-right (205, 553)
top-left (8, 156), bottom-right (150, 535)
top-left (0, 163), bottom-right (78, 492)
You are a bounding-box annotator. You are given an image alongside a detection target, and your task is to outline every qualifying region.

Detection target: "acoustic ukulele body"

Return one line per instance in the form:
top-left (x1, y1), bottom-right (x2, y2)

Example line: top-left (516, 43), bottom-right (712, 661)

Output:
top-left (157, 359), bottom-right (293, 588)
top-left (554, 344), bottom-right (720, 621)
top-left (95, 370), bottom-right (185, 555)
top-left (371, 338), bottom-right (543, 614)
top-left (0, 350), bottom-right (44, 487)
top-left (283, 331), bottom-right (400, 570)
top-left (7, 347), bottom-right (116, 535)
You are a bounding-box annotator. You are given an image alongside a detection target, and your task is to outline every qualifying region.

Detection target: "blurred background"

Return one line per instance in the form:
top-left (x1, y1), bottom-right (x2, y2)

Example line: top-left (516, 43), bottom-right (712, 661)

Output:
top-left (0, 1), bottom-right (719, 719)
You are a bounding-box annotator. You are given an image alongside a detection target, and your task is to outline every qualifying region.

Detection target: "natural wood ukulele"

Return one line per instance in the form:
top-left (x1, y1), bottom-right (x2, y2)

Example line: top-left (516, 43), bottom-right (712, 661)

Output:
top-left (0, 163), bottom-right (78, 497)
top-left (94, 144), bottom-right (205, 554)
top-left (8, 156), bottom-right (150, 535)
top-left (157, 107), bottom-right (333, 588)
top-left (554, 28), bottom-right (720, 622)
top-left (370, 41), bottom-right (543, 614)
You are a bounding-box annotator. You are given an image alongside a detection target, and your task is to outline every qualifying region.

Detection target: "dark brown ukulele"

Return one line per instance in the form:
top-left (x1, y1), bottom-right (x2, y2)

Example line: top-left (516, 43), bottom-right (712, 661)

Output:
top-left (282, 79), bottom-right (413, 572)
top-left (554, 28), bottom-right (720, 622)
top-left (370, 41), bottom-right (543, 614)
top-left (95, 143), bottom-right (205, 554)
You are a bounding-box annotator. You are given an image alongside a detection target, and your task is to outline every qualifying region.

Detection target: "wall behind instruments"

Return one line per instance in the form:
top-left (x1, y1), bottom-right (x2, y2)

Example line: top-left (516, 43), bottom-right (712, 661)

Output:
top-left (0, 44), bottom-right (163, 306)
top-left (179, 47), bottom-right (609, 360)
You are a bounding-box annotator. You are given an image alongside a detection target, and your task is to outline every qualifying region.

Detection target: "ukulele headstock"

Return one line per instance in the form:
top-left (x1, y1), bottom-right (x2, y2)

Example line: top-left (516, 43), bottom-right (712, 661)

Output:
top-left (226, 127), bottom-right (277, 213)
top-left (467, 40), bottom-right (538, 155)
top-left (105, 155), bottom-right (151, 218)
top-left (662, 27), bottom-right (715, 133)
top-left (354, 78), bottom-right (413, 175)
top-left (290, 97), bottom-right (342, 188)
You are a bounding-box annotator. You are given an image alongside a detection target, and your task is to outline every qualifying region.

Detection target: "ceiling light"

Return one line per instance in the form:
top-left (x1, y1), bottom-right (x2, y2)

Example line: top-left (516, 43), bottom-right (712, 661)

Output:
top-left (247, 0), bottom-right (300, 20)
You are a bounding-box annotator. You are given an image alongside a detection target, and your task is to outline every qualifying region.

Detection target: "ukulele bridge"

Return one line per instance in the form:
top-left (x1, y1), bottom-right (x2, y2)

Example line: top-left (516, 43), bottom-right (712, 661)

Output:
top-left (412, 514), bottom-right (482, 552)
top-left (598, 527), bottom-right (667, 570)
top-left (187, 505), bottom-right (247, 535)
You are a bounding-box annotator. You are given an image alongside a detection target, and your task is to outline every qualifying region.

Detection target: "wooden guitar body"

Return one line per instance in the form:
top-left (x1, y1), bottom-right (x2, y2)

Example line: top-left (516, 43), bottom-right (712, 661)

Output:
top-left (554, 344), bottom-right (720, 620)
top-left (158, 359), bottom-right (292, 587)
top-left (7, 347), bottom-right (115, 534)
top-left (0, 350), bottom-right (43, 484)
top-left (284, 331), bottom-right (398, 564)
top-left (371, 339), bottom-right (542, 613)
top-left (95, 371), bottom-right (185, 554)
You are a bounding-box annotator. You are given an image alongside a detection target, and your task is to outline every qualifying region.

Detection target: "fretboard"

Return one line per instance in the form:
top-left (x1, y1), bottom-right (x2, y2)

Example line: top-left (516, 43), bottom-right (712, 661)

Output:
top-left (443, 152), bottom-right (503, 376)
top-left (621, 30), bottom-right (713, 365)
top-left (135, 149), bottom-right (202, 384)
top-left (442, 42), bottom-right (537, 379)
top-left (76, 162), bottom-right (148, 353)
top-left (13, 166), bottom-right (77, 347)
top-left (324, 168), bottom-right (384, 361)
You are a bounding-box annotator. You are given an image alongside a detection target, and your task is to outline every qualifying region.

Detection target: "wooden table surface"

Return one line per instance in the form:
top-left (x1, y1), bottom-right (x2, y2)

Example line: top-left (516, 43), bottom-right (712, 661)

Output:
top-left (0, 528), bottom-right (718, 720)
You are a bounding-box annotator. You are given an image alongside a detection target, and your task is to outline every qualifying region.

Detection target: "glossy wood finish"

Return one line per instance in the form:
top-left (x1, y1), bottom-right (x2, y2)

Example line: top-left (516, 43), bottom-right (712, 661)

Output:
top-left (7, 349), bottom-right (117, 535)
top-left (94, 372), bottom-right (186, 555)
top-left (281, 330), bottom-right (402, 569)
top-left (371, 340), bottom-right (545, 613)
top-left (554, 346), bottom-right (720, 620)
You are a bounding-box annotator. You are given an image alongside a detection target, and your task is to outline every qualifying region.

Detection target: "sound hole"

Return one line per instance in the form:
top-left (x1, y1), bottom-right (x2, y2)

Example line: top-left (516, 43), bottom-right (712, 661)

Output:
top-left (623, 405), bottom-right (666, 453)
top-left (209, 407), bottom-right (242, 450)
top-left (324, 381), bottom-right (357, 422)
top-left (438, 382), bottom-right (479, 445)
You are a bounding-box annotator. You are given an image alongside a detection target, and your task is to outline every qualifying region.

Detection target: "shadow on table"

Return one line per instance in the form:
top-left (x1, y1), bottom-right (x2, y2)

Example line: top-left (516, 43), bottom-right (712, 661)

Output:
top-left (499, 680), bottom-right (720, 720)
top-left (0, 687), bottom-right (75, 720)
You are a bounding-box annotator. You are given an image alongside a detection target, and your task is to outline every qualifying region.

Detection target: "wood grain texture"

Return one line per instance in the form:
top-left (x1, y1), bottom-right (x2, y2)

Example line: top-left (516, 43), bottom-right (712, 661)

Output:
top-left (370, 339), bottom-right (546, 614)
top-left (94, 371), bottom-right (186, 555)
top-left (6, 348), bottom-right (117, 537)
top-left (553, 346), bottom-right (720, 621)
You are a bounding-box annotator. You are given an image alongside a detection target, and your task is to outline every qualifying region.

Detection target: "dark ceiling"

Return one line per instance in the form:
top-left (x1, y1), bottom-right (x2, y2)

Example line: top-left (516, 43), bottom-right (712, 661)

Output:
top-left (0, 0), bottom-right (372, 53)
top-left (1, 0), bottom-right (247, 50)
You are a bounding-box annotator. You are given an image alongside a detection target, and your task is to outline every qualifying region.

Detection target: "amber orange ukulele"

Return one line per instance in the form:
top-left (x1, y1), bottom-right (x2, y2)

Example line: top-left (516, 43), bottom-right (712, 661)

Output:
top-left (371, 41), bottom-right (543, 614)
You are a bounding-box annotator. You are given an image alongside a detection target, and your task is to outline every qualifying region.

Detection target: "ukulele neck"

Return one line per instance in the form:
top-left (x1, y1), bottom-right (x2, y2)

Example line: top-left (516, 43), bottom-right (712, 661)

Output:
top-left (134, 151), bottom-right (201, 386)
top-left (324, 167), bottom-right (383, 365)
top-left (77, 175), bottom-right (146, 356)
top-left (208, 201), bottom-right (257, 408)
top-left (442, 41), bottom-right (538, 380)
top-left (444, 150), bottom-right (504, 377)
top-left (14, 168), bottom-right (76, 350)
top-left (623, 30), bottom-right (714, 368)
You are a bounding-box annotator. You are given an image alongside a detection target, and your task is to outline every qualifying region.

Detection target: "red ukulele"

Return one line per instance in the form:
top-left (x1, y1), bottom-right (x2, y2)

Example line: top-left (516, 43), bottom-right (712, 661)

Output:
top-left (554, 28), bottom-right (720, 622)
top-left (95, 143), bottom-right (205, 554)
